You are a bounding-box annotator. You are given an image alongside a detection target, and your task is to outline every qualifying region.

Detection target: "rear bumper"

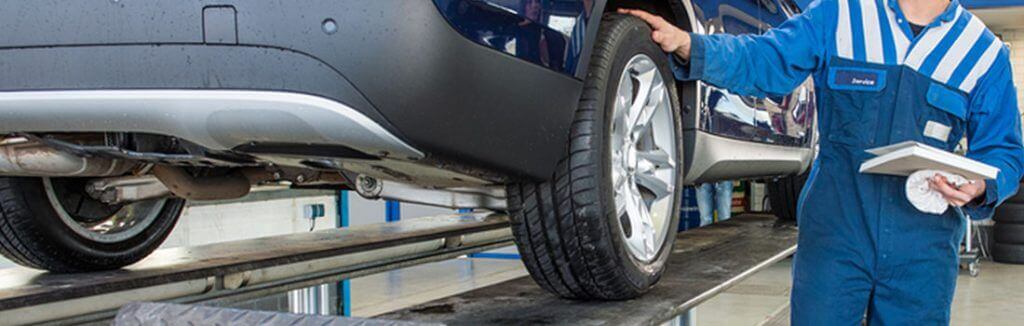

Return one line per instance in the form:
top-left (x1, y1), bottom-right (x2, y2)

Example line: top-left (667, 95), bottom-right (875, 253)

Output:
top-left (0, 1), bottom-right (583, 180)
top-left (0, 90), bottom-right (423, 160)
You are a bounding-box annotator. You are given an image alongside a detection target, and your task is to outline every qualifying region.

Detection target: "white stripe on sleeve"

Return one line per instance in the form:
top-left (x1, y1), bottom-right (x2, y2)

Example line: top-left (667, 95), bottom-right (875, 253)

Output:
top-left (933, 16), bottom-right (985, 83)
top-left (958, 39), bottom-right (1002, 93)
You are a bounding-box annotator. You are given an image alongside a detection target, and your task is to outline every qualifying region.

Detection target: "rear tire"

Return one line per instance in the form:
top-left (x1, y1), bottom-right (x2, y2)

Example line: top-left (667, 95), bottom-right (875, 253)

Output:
top-left (994, 223), bottom-right (1024, 244)
top-left (767, 173), bottom-right (808, 222)
top-left (994, 202), bottom-right (1024, 224)
top-left (1004, 187), bottom-right (1024, 205)
top-left (0, 177), bottom-right (185, 272)
top-left (507, 14), bottom-right (683, 300)
top-left (992, 242), bottom-right (1024, 264)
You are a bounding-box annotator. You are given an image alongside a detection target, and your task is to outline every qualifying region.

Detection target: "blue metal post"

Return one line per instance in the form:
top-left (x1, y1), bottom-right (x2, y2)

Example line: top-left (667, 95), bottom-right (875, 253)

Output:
top-left (385, 200), bottom-right (401, 223)
top-left (336, 190), bottom-right (351, 316)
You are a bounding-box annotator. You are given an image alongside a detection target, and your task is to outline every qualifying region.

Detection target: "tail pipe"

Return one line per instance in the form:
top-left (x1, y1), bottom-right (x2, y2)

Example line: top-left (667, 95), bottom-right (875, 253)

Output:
top-left (0, 138), bottom-right (137, 177)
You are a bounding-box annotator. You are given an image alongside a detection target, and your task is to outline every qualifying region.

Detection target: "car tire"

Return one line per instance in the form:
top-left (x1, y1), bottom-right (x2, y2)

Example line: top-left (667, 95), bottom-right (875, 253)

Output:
top-left (994, 202), bottom-right (1024, 224)
top-left (992, 242), bottom-right (1024, 265)
top-left (767, 173), bottom-right (808, 222)
top-left (0, 177), bottom-right (185, 272)
top-left (994, 223), bottom-right (1024, 244)
top-left (1004, 187), bottom-right (1024, 205)
top-left (507, 14), bottom-right (683, 300)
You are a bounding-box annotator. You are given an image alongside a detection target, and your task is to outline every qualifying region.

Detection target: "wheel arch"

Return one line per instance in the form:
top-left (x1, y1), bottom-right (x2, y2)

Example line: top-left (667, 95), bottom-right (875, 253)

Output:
top-left (576, 0), bottom-right (697, 81)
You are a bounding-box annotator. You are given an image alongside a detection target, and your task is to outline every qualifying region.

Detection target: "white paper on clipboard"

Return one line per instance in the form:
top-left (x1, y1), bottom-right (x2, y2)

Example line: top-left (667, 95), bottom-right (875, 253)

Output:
top-left (859, 141), bottom-right (999, 180)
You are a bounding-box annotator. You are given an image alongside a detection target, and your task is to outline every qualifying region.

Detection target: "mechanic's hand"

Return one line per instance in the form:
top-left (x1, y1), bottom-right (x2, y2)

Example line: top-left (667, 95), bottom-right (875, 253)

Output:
top-left (618, 8), bottom-right (693, 60)
top-left (929, 174), bottom-right (986, 207)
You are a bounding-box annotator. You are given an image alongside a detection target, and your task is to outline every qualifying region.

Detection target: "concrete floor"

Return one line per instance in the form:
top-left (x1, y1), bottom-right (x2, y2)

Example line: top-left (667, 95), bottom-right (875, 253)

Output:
top-left (687, 258), bottom-right (1024, 326)
top-left (350, 253), bottom-right (527, 317)
top-left (326, 255), bottom-right (1023, 325)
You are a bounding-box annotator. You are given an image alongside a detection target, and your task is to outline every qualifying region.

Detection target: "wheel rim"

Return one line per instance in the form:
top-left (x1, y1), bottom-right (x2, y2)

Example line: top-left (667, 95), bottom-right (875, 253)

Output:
top-left (43, 177), bottom-right (168, 244)
top-left (610, 54), bottom-right (678, 263)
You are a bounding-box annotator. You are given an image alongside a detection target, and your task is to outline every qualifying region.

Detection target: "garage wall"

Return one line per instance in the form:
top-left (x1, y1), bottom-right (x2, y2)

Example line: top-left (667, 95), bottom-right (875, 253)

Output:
top-left (163, 190), bottom-right (339, 248)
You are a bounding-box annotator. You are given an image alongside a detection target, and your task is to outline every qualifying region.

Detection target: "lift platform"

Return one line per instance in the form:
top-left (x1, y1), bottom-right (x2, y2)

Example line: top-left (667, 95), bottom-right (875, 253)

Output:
top-left (377, 214), bottom-right (797, 325)
top-left (2, 213), bottom-right (796, 325)
top-left (107, 214), bottom-right (796, 325)
top-left (0, 213), bottom-right (513, 325)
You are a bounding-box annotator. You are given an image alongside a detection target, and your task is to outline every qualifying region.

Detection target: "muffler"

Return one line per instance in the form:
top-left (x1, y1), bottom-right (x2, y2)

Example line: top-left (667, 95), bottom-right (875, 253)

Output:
top-left (0, 137), bottom-right (136, 177)
top-left (152, 166), bottom-right (251, 201)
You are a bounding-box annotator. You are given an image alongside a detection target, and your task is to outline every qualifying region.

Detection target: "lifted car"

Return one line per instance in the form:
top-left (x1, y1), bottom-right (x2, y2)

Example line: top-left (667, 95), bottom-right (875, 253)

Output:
top-left (0, 0), bottom-right (813, 299)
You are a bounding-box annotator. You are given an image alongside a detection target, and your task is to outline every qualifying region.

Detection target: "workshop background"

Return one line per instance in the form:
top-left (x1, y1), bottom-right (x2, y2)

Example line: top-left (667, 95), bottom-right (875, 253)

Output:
top-left (2, 0), bottom-right (1023, 324)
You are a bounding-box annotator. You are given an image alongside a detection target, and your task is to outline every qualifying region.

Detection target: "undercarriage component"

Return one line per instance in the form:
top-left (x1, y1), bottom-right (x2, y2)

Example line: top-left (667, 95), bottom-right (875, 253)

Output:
top-left (35, 134), bottom-right (256, 167)
top-left (0, 137), bottom-right (137, 177)
top-left (86, 175), bottom-right (171, 205)
top-left (85, 167), bottom-right (348, 204)
top-left (151, 166), bottom-right (251, 201)
top-left (354, 175), bottom-right (506, 210)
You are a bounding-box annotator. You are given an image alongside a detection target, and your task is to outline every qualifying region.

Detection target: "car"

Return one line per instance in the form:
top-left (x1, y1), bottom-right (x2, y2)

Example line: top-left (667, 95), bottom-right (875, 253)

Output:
top-left (0, 0), bottom-right (814, 300)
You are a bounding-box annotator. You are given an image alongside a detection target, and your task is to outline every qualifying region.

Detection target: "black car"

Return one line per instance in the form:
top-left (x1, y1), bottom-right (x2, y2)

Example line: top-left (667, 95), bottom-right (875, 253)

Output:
top-left (0, 0), bottom-right (814, 299)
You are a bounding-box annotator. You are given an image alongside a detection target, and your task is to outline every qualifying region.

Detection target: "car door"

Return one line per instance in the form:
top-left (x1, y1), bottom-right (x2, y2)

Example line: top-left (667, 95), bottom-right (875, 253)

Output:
top-left (753, 0), bottom-right (815, 147)
top-left (690, 0), bottom-right (814, 148)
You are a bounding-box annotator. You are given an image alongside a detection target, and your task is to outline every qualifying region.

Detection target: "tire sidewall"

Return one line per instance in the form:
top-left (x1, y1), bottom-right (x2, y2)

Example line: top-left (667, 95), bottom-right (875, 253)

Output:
top-left (994, 202), bottom-right (1024, 224)
top-left (994, 223), bottom-right (1024, 244)
top-left (595, 16), bottom-right (683, 289)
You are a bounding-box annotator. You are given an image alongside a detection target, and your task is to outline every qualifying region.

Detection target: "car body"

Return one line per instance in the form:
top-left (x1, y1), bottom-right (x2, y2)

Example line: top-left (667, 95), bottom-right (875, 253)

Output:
top-left (0, 0), bottom-right (814, 298)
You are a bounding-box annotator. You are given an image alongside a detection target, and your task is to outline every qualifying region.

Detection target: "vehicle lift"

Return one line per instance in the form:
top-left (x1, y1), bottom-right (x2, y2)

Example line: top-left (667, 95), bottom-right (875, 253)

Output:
top-left (0, 213), bottom-right (797, 325)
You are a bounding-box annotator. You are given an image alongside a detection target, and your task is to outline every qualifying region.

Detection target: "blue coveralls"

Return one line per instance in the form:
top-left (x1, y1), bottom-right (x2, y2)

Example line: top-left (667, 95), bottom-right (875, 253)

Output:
top-left (674, 0), bottom-right (1024, 324)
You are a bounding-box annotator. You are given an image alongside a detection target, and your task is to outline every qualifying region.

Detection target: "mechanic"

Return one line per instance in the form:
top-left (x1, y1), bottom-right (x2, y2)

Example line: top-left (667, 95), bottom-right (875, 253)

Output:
top-left (623, 0), bottom-right (1023, 324)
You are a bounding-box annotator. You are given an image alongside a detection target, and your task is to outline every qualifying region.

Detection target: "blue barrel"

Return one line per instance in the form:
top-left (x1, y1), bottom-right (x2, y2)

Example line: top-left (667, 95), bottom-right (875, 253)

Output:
top-left (679, 186), bottom-right (701, 231)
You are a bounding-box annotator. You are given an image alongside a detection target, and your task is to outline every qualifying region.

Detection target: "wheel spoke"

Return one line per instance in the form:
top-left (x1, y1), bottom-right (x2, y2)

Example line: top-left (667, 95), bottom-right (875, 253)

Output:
top-left (639, 206), bottom-right (657, 256)
top-left (637, 148), bottom-right (675, 169)
top-left (613, 167), bottom-right (630, 217)
top-left (624, 186), bottom-right (648, 255)
top-left (631, 84), bottom-right (664, 137)
top-left (627, 67), bottom-right (657, 123)
top-left (635, 170), bottom-right (674, 201)
top-left (614, 74), bottom-right (634, 138)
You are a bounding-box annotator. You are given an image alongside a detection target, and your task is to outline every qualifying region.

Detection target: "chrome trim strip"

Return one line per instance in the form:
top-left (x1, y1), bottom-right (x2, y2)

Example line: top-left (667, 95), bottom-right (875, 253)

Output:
top-left (0, 90), bottom-right (424, 159)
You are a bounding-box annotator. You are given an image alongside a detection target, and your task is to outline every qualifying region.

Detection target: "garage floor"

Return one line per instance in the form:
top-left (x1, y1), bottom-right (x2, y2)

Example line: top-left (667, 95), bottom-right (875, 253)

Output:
top-left (687, 258), bottom-right (1024, 326)
top-left (336, 256), bottom-right (1022, 325)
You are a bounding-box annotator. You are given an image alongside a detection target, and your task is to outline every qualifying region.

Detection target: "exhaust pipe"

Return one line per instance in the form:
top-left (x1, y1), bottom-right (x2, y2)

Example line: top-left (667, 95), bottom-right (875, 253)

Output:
top-left (0, 138), bottom-right (136, 177)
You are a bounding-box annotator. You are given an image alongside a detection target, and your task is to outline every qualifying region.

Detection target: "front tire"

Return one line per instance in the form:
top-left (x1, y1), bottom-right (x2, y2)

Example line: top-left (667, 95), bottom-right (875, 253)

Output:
top-left (508, 14), bottom-right (683, 300)
top-left (0, 177), bottom-right (185, 272)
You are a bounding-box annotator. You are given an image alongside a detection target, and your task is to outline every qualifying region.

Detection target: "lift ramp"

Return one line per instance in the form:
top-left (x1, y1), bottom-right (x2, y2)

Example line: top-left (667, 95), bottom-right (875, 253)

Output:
top-left (3, 213), bottom-right (796, 325)
top-left (376, 214), bottom-right (797, 325)
top-left (0, 213), bottom-right (513, 325)
top-left (108, 214), bottom-right (797, 326)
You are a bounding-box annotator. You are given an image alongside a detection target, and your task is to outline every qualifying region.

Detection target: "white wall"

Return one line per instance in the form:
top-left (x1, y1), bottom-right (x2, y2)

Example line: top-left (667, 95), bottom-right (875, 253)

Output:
top-left (162, 191), bottom-right (339, 248)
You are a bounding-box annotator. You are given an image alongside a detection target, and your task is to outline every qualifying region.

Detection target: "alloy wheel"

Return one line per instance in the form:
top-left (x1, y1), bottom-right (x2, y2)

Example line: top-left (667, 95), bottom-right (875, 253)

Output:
top-left (609, 54), bottom-right (679, 262)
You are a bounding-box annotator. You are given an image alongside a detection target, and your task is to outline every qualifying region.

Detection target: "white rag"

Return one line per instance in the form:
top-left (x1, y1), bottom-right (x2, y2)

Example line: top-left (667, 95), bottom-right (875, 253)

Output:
top-left (905, 169), bottom-right (968, 214)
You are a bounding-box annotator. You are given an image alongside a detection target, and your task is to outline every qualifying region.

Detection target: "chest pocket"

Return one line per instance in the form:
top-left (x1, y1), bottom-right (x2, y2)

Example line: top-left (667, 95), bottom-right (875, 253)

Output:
top-left (920, 83), bottom-right (968, 151)
top-left (824, 66), bottom-right (886, 147)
